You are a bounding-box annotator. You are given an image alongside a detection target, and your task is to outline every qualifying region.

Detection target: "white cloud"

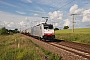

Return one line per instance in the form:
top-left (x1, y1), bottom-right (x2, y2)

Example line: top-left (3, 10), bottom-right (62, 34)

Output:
top-left (7, 22), bottom-right (14, 27)
top-left (70, 4), bottom-right (84, 14)
top-left (4, 21), bottom-right (8, 25)
top-left (3, 21), bottom-right (14, 27)
top-left (0, 11), bottom-right (45, 29)
top-left (25, 17), bottom-right (29, 21)
top-left (63, 19), bottom-right (70, 26)
top-left (48, 10), bottom-right (64, 28)
top-left (48, 11), bottom-right (63, 20)
top-left (0, 11), bottom-right (27, 29)
top-left (54, 23), bottom-right (59, 27)
top-left (28, 10), bottom-right (46, 13)
top-left (34, 14), bottom-right (39, 17)
top-left (10, 22), bottom-right (14, 25)
top-left (16, 11), bottom-right (26, 15)
top-left (70, 4), bottom-right (90, 23)
top-left (18, 21), bottom-right (25, 26)
top-left (21, 0), bottom-right (32, 3)
top-left (82, 9), bottom-right (90, 22)
top-left (0, 0), bottom-right (19, 8)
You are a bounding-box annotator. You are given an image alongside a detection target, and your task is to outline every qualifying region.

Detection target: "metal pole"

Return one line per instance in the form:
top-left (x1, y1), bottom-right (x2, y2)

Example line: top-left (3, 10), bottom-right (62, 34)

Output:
top-left (72, 14), bottom-right (74, 32)
top-left (71, 14), bottom-right (77, 32)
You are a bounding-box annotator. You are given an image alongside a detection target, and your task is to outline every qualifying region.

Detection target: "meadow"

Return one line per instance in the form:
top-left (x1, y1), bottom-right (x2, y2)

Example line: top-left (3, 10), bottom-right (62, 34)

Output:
top-left (0, 34), bottom-right (61, 60)
top-left (55, 28), bottom-right (90, 45)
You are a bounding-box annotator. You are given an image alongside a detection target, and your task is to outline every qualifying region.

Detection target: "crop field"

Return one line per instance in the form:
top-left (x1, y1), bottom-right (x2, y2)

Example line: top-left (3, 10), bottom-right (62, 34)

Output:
top-left (55, 28), bottom-right (90, 45)
top-left (0, 34), bottom-right (61, 60)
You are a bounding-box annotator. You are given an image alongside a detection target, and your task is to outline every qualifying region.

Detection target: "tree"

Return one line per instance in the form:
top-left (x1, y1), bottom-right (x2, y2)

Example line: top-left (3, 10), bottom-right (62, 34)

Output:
top-left (0, 27), bottom-right (8, 35)
top-left (54, 28), bottom-right (59, 30)
top-left (0, 27), bottom-right (19, 35)
top-left (8, 28), bottom-right (19, 34)
top-left (63, 26), bottom-right (69, 29)
top-left (14, 28), bottom-right (19, 33)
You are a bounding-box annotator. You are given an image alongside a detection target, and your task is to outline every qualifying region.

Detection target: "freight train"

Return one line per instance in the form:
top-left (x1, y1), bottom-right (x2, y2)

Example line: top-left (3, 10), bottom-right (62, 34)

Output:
top-left (22, 23), bottom-right (55, 41)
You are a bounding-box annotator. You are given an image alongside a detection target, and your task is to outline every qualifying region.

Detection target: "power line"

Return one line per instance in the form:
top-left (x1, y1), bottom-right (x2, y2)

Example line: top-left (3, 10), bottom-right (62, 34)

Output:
top-left (56, 0), bottom-right (75, 11)
top-left (41, 0), bottom-right (76, 19)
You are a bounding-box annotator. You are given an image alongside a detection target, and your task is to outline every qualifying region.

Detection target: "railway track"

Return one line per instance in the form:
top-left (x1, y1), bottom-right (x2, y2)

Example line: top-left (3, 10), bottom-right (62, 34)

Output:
top-left (36, 38), bottom-right (90, 60)
top-left (24, 34), bottom-right (90, 60)
top-left (47, 41), bottom-right (90, 60)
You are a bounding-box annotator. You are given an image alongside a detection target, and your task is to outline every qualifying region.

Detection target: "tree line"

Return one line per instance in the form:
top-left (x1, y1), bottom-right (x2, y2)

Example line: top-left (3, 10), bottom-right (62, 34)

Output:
top-left (0, 27), bottom-right (19, 35)
top-left (0, 26), bottom-right (69, 35)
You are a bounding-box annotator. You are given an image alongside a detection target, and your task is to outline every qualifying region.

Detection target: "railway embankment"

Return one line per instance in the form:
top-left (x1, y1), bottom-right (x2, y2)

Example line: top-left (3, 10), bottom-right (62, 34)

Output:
top-left (0, 33), bottom-right (61, 60)
top-left (27, 35), bottom-right (90, 60)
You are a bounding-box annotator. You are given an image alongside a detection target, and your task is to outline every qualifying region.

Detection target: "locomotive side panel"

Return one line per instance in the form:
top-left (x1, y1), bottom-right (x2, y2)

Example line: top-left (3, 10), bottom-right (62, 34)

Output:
top-left (32, 24), bottom-right (43, 38)
top-left (31, 27), bottom-right (35, 36)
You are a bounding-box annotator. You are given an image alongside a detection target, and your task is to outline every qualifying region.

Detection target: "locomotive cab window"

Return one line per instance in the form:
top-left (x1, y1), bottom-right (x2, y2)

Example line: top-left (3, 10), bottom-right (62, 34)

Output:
top-left (44, 24), bottom-right (53, 29)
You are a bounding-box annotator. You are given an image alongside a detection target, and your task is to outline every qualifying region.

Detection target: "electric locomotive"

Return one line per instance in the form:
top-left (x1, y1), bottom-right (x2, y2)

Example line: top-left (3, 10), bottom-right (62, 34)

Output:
top-left (31, 23), bottom-right (55, 40)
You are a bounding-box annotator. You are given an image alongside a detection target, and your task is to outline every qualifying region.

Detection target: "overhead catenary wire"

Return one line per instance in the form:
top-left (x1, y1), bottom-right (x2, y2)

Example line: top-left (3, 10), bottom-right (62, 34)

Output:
top-left (40, 0), bottom-right (76, 20)
top-left (48, 0), bottom-right (76, 29)
top-left (41, 0), bottom-right (76, 17)
top-left (48, 0), bottom-right (90, 30)
top-left (55, 0), bottom-right (75, 11)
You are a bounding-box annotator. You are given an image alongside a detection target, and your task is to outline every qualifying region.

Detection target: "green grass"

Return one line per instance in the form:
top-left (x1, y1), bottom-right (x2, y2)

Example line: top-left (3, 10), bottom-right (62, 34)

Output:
top-left (0, 33), bottom-right (61, 60)
top-left (55, 28), bottom-right (90, 45)
top-left (30, 40), bottom-right (62, 60)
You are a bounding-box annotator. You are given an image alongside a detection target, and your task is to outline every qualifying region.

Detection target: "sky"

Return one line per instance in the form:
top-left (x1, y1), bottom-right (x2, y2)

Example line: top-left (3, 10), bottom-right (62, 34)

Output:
top-left (0, 0), bottom-right (90, 30)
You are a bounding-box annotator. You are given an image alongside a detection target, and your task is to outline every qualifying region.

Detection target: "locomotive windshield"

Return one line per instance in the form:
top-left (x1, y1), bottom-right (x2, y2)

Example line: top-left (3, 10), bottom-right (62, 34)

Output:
top-left (44, 24), bottom-right (53, 29)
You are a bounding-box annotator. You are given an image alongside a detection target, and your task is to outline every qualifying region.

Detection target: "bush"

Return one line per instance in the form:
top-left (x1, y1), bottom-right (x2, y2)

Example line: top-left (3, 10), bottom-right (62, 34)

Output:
top-left (63, 26), bottom-right (69, 29)
top-left (0, 27), bottom-right (8, 35)
top-left (0, 27), bottom-right (19, 35)
top-left (54, 28), bottom-right (59, 30)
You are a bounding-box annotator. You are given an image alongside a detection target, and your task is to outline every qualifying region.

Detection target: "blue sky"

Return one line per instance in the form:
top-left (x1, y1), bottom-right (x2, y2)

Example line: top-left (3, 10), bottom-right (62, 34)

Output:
top-left (0, 0), bottom-right (90, 30)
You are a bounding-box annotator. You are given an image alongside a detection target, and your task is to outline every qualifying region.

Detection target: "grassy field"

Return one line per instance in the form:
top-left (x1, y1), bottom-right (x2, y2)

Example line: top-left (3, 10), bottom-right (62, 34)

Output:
top-left (55, 28), bottom-right (90, 45)
top-left (0, 34), bottom-right (61, 60)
